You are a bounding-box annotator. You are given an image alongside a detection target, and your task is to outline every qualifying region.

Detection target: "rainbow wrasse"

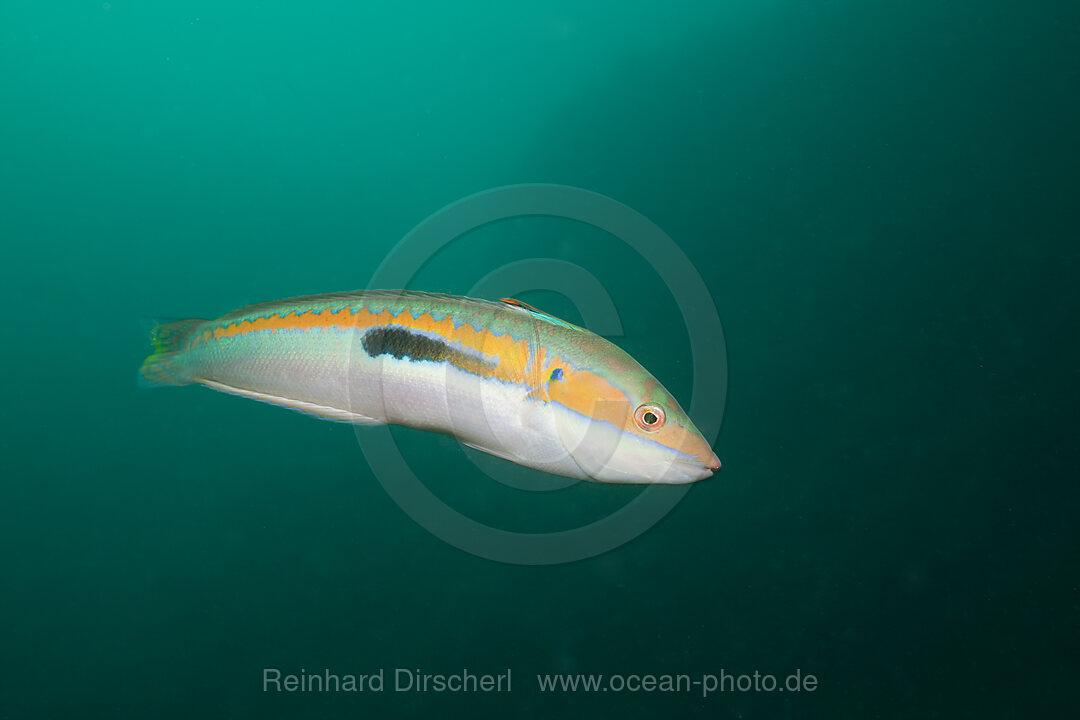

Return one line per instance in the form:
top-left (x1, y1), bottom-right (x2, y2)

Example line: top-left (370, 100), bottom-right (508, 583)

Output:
top-left (140, 290), bottom-right (720, 483)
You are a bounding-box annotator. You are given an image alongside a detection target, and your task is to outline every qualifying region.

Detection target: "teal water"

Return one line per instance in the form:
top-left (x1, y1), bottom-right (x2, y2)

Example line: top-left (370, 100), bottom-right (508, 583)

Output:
top-left (2, 1), bottom-right (1077, 717)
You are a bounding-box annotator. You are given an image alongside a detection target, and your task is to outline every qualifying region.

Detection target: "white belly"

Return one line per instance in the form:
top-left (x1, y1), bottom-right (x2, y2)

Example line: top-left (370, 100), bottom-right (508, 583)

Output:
top-left (195, 331), bottom-right (589, 480)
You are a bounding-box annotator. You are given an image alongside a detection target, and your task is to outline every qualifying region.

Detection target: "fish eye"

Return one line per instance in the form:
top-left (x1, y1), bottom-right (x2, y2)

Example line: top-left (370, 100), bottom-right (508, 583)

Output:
top-left (634, 403), bottom-right (666, 431)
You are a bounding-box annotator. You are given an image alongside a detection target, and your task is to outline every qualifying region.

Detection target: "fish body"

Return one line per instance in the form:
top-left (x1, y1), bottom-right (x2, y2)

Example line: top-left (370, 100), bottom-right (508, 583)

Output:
top-left (141, 290), bottom-right (720, 483)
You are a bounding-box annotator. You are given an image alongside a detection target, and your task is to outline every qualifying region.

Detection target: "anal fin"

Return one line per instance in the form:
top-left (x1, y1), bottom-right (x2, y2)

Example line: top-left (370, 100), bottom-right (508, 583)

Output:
top-left (198, 379), bottom-right (384, 425)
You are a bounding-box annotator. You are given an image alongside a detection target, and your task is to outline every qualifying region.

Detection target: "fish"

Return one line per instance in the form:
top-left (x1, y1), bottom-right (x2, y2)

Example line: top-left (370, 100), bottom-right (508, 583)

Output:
top-left (140, 290), bottom-right (720, 483)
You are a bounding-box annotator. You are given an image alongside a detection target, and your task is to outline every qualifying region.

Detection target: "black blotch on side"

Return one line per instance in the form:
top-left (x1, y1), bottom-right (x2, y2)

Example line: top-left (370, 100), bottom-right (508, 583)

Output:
top-left (361, 326), bottom-right (493, 377)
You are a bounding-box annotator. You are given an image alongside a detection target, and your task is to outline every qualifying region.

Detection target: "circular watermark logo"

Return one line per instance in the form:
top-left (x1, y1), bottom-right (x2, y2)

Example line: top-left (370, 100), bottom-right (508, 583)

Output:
top-left (353, 184), bottom-right (726, 565)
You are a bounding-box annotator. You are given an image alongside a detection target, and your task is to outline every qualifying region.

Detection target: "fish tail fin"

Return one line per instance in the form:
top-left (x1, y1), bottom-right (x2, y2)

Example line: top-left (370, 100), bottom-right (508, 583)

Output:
top-left (138, 317), bottom-right (204, 388)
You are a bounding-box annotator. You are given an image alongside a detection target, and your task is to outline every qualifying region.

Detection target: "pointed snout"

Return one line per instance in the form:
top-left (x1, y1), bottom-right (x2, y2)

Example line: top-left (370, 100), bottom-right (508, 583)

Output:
top-left (685, 449), bottom-right (722, 479)
top-left (659, 448), bottom-right (721, 483)
top-left (700, 450), bottom-right (721, 474)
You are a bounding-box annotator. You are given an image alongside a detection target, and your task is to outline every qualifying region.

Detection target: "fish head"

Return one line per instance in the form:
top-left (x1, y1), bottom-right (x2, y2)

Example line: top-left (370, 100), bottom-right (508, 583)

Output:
top-left (542, 339), bottom-right (720, 484)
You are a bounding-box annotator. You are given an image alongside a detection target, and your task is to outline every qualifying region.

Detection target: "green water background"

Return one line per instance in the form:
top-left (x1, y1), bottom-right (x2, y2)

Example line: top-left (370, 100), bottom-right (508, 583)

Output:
top-left (1, 1), bottom-right (1077, 717)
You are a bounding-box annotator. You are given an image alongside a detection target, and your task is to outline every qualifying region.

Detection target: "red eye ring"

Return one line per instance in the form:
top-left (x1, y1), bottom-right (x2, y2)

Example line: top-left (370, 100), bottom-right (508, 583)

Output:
top-left (634, 404), bottom-right (666, 432)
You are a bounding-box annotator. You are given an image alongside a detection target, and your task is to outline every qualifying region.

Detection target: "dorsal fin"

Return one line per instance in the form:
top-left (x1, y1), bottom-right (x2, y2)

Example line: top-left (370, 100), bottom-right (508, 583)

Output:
top-left (220, 290), bottom-right (498, 322)
top-left (499, 297), bottom-right (543, 313)
top-left (499, 297), bottom-right (584, 332)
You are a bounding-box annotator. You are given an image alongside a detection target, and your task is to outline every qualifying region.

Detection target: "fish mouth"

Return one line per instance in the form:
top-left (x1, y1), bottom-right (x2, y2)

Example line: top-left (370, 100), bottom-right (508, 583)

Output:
top-left (660, 454), bottom-right (721, 483)
top-left (682, 449), bottom-right (720, 470)
top-left (699, 450), bottom-right (722, 473)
